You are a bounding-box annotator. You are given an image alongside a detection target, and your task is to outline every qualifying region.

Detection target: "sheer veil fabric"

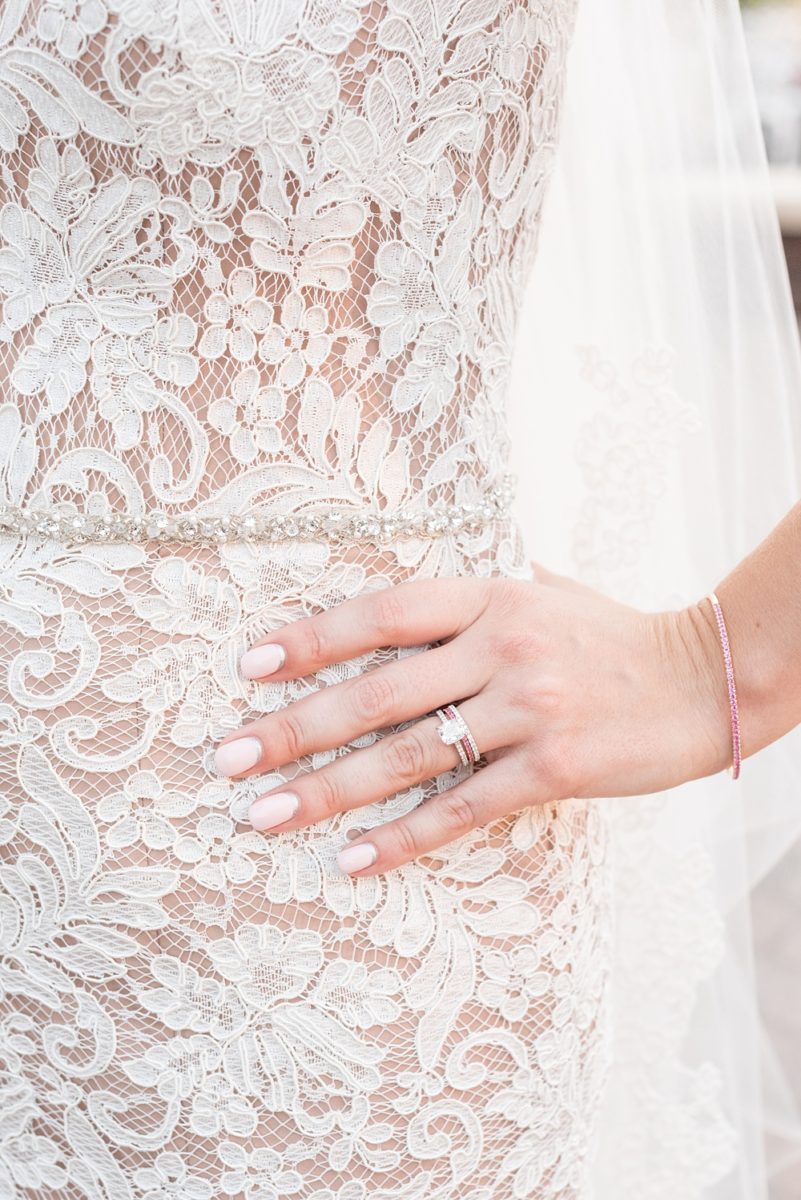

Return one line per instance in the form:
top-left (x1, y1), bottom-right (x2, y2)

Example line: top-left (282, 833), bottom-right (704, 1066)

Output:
top-left (509, 0), bottom-right (801, 1194)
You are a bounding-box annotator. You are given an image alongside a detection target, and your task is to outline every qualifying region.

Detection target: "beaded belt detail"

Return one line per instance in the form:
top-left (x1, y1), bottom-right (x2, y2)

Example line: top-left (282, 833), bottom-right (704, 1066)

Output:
top-left (0, 477), bottom-right (515, 547)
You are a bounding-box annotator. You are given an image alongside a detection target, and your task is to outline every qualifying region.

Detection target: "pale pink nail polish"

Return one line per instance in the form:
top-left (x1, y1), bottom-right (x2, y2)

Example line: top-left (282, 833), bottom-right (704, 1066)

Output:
top-left (249, 792), bottom-right (299, 830)
top-left (240, 643), bottom-right (286, 680)
top-left (337, 842), bottom-right (378, 874)
top-left (214, 736), bottom-right (262, 776)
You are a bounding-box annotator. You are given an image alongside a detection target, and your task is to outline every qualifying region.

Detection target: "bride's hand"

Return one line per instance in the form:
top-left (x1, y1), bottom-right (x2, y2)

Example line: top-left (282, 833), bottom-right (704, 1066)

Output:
top-left (213, 569), bottom-right (732, 875)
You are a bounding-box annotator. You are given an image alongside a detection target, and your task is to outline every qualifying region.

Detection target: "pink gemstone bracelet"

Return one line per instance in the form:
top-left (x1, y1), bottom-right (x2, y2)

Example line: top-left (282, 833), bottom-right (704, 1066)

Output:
top-left (706, 591), bottom-right (742, 780)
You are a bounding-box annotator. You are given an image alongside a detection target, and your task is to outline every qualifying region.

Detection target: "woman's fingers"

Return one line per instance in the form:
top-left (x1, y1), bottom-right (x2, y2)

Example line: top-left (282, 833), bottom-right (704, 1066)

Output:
top-left (214, 639), bottom-right (490, 779)
top-left (335, 751), bottom-right (550, 875)
top-left (246, 695), bottom-right (512, 833)
top-left (238, 577), bottom-right (490, 681)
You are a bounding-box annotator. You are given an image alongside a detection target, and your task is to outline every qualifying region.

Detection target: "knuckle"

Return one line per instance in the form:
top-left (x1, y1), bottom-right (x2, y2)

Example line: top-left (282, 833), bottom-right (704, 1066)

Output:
top-left (350, 671), bottom-right (396, 725)
top-left (519, 740), bottom-right (542, 773)
top-left (507, 679), bottom-right (540, 715)
top-left (532, 741), bottom-right (570, 795)
top-left (509, 676), bottom-right (563, 719)
top-left (305, 621), bottom-right (329, 665)
top-left (369, 587), bottom-right (407, 640)
top-left (493, 629), bottom-right (541, 665)
top-left (277, 709), bottom-right (306, 761)
top-left (384, 728), bottom-right (428, 786)
top-left (392, 820), bottom-right (420, 861)
top-left (531, 681), bottom-right (564, 717)
top-left (439, 788), bottom-right (477, 835)
top-left (313, 770), bottom-right (344, 818)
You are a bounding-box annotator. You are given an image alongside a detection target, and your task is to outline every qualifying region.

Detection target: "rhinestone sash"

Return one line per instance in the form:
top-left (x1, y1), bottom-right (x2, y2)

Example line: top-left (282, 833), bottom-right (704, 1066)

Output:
top-left (0, 476), bottom-right (515, 548)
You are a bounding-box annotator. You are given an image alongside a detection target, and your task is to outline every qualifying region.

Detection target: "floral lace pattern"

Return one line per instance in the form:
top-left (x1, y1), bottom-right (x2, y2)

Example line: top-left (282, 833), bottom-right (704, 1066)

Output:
top-left (0, 3), bottom-right (617, 1199)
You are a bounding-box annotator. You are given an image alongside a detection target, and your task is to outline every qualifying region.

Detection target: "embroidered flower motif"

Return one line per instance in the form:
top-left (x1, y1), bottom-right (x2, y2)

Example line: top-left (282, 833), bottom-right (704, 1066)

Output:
top-left (207, 923), bottom-right (323, 1009)
top-left (11, 303), bottom-right (100, 412)
top-left (131, 42), bottom-right (337, 173)
top-left (170, 676), bottom-right (239, 747)
top-left (96, 769), bottom-right (194, 849)
top-left (131, 58), bottom-right (258, 174)
top-left (0, 1069), bottom-right (39, 1142)
top-left (190, 1073), bottom-right (257, 1139)
top-left (0, 1127), bottom-right (67, 1192)
top-left (173, 814), bottom-right (262, 889)
top-left (401, 158), bottom-right (458, 257)
top-left (133, 1150), bottom-right (215, 1200)
top-left (36, 0), bottom-right (108, 61)
top-left (310, 960), bottom-right (401, 1028)
top-left (303, 0), bottom-right (366, 54)
top-left (367, 241), bottom-right (443, 359)
top-left (217, 1141), bottom-right (303, 1200)
top-left (243, 200), bottom-right (363, 291)
top-left (0, 153), bottom-right (193, 420)
top-left (322, 57), bottom-right (429, 211)
top-left (0, 204), bottom-right (73, 333)
top-left (208, 365), bottom-right (285, 463)
top-left (104, 641), bottom-right (210, 713)
top-left (322, 1094), bottom-right (394, 1174)
top-left (477, 946), bottom-right (550, 1022)
top-left (91, 330), bottom-right (161, 449)
top-left (185, 172), bottom-right (242, 245)
top-left (256, 49), bottom-right (340, 146)
top-left (487, 1065), bottom-right (554, 1130)
top-left (122, 1034), bottom-right (221, 1102)
top-left (130, 558), bottom-right (241, 638)
top-left (198, 267), bottom-right (271, 362)
top-left (259, 291), bottom-right (331, 388)
top-left (174, 0), bottom-right (303, 57)
top-left (390, 318), bottom-right (462, 428)
top-left (130, 313), bottom-right (199, 386)
top-left (306, 1187), bottom-right (368, 1200)
top-left (494, 6), bottom-right (540, 84)
top-left (27, 137), bottom-right (93, 231)
top-left (138, 957), bottom-right (248, 1038)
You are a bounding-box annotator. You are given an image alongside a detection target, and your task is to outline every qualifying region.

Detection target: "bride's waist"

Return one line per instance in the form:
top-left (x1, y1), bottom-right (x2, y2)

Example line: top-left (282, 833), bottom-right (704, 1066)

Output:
top-left (0, 470), bottom-right (517, 549)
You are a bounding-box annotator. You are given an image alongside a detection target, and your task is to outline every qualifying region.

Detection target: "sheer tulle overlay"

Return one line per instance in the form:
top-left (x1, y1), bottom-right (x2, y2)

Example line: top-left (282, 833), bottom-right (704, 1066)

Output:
top-left (0, 3), bottom-right (617, 1198)
top-left (511, 2), bottom-right (801, 1197)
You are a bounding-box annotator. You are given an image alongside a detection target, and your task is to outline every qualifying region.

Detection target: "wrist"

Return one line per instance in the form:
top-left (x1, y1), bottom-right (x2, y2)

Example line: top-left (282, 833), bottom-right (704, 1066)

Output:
top-left (708, 577), bottom-right (800, 760)
top-left (657, 603), bottom-right (734, 779)
top-left (688, 597), bottom-right (739, 774)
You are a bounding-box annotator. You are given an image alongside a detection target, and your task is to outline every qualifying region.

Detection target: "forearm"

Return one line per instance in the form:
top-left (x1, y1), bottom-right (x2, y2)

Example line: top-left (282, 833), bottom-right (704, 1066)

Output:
top-left (687, 501), bottom-right (801, 764)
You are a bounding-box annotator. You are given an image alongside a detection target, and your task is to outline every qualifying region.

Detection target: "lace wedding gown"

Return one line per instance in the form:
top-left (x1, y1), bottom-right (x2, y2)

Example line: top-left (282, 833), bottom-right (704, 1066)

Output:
top-left (0, 3), bottom-right (614, 1197)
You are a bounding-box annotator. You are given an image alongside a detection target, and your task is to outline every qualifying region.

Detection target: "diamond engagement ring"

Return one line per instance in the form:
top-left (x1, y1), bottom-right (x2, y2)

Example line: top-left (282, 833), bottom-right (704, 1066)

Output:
top-left (435, 704), bottom-right (481, 767)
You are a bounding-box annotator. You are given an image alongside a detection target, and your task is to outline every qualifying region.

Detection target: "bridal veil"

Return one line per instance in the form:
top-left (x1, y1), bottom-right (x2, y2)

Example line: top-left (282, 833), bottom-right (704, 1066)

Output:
top-left (509, 0), bottom-right (801, 1195)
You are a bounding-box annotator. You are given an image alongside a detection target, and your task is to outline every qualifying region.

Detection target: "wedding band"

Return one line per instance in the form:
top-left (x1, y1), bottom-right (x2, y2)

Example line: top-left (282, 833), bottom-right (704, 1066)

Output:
top-left (435, 704), bottom-right (481, 767)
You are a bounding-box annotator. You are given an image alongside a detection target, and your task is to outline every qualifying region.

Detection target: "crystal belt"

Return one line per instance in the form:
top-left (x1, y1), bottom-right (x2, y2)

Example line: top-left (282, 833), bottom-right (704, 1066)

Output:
top-left (0, 476), bottom-right (515, 547)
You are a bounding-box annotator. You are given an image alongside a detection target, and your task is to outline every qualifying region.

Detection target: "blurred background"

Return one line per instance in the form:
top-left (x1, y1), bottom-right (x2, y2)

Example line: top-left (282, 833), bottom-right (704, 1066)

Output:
top-left (743, 0), bottom-right (801, 305)
top-left (743, 0), bottom-right (801, 165)
top-left (740, 5), bottom-right (801, 1198)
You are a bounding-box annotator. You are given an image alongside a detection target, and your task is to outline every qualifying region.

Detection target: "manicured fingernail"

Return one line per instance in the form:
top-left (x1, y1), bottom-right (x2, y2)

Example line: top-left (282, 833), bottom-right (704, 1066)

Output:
top-left (240, 643), bottom-right (286, 679)
top-left (249, 791), bottom-right (299, 830)
top-left (214, 736), bottom-right (262, 776)
top-left (337, 842), bottom-right (378, 874)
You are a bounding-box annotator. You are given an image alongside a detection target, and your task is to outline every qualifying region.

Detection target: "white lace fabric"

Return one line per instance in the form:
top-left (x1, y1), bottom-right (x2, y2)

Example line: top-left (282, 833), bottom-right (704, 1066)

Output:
top-left (0, 3), bottom-right (614, 1198)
